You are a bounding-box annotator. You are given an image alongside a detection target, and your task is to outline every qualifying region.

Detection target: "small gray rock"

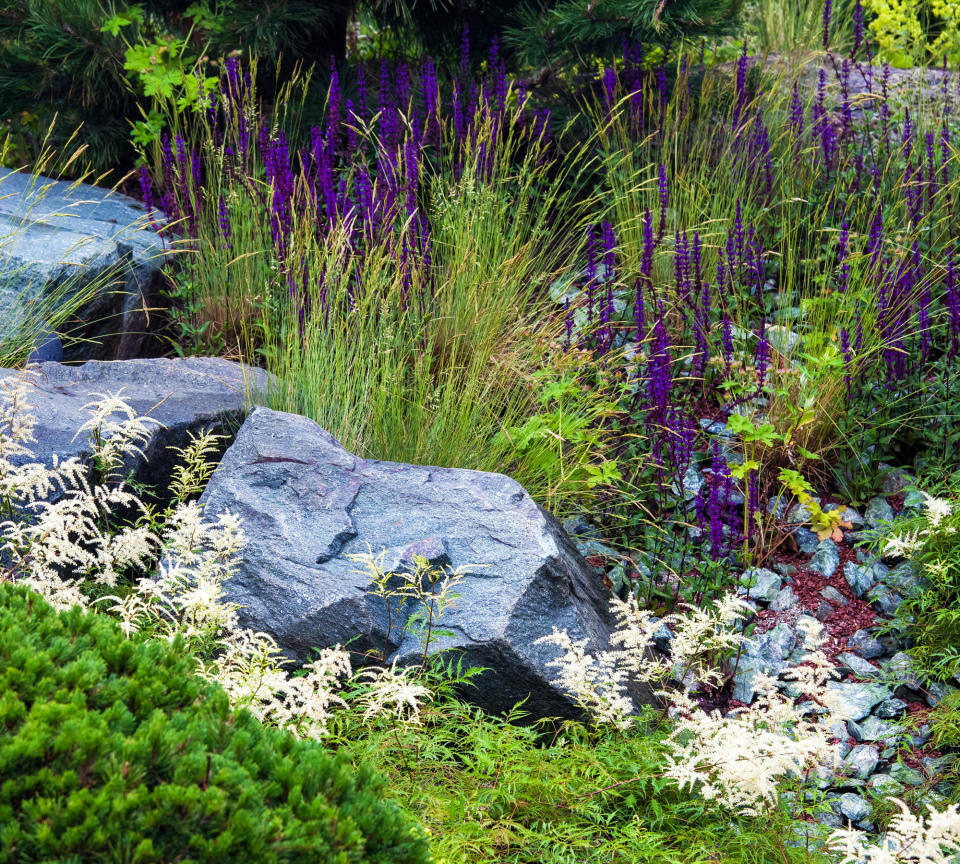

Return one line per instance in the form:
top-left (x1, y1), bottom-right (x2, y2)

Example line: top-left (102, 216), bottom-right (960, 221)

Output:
top-left (796, 700), bottom-right (829, 717)
top-left (652, 622), bottom-right (674, 653)
top-left (844, 560), bottom-right (888, 597)
top-left (699, 418), bottom-right (735, 437)
top-left (926, 681), bottom-right (959, 707)
top-left (886, 652), bottom-right (918, 683)
top-left (821, 586), bottom-right (849, 606)
top-left (738, 567), bottom-right (782, 603)
top-left (865, 497), bottom-right (895, 527)
top-left (911, 724), bottom-right (932, 747)
top-left (889, 764), bottom-right (925, 786)
top-left (770, 585), bottom-right (799, 611)
top-left (858, 715), bottom-right (903, 744)
top-left (875, 697), bottom-right (908, 719)
top-left (837, 793), bottom-right (871, 823)
top-left (673, 464), bottom-right (706, 500)
top-left (787, 498), bottom-right (820, 524)
top-left (773, 563), bottom-right (797, 579)
top-left (561, 515), bottom-right (602, 539)
top-left (868, 584), bottom-right (903, 616)
top-left (809, 538), bottom-right (841, 578)
top-left (814, 808), bottom-right (843, 828)
top-left (849, 629), bottom-right (885, 660)
top-left (823, 504), bottom-right (866, 529)
top-left (921, 753), bottom-right (957, 774)
top-left (868, 774), bottom-right (905, 797)
top-left (877, 464), bottom-right (915, 495)
top-left (843, 744), bottom-right (880, 779)
top-left (885, 562), bottom-right (921, 595)
top-left (902, 489), bottom-right (926, 511)
top-left (790, 526), bottom-right (821, 556)
top-left (829, 720), bottom-right (851, 741)
top-left (815, 600), bottom-right (835, 622)
top-left (826, 682), bottom-right (892, 721)
top-left (836, 652), bottom-right (881, 679)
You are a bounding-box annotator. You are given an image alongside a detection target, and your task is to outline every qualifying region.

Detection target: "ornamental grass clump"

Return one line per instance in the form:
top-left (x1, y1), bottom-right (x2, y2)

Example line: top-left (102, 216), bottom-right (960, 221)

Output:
top-left (141, 51), bottom-right (612, 512)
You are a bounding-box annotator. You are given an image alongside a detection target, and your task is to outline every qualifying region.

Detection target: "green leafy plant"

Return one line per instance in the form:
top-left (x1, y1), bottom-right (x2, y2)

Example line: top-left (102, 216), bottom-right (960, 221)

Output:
top-left (0, 582), bottom-right (431, 863)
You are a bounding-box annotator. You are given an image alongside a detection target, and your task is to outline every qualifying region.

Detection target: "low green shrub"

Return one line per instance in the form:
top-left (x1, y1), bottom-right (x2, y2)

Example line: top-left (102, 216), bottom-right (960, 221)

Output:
top-left (883, 488), bottom-right (960, 683)
top-left (0, 583), bottom-right (431, 864)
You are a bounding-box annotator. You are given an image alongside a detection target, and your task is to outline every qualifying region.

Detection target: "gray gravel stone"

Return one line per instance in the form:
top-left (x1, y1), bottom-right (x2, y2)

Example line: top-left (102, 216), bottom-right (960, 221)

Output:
top-left (673, 464), bottom-right (706, 501)
top-left (821, 586), bottom-right (849, 606)
top-left (823, 504), bottom-right (866, 529)
top-left (826, 682), bottom-right (893, 721)
top-left (889, 764), bottom-right (925, 786)
top-left (875, 697), bottom-right (908, 719)
top-left (786, 499), bottom-right (819, 524)
top-left (843, 744), bottom-right (880, 779)
top-left (869, 774), bottom-right (905, 796)
top-left (652, 622), bottom-right (674, 653)
top-left (815, 600), bottom-right (834, 621)
top-left (865, 497), bottom-right (895, 527)
top-left (699, 418), bottom-right (735, 437)
top-left (926, 681), bottom-right (959, 707)
top-left (790, 526), bottom-right (820, 556)
top-left (837, 793), bottom-right (871, 823)
top-left (902, 490), bottom-right (926, 511)
top-left (858, 715), bottom-right (903, 743)
top-left (885, 562), bottom-right (922, 595)
top-left (844, 560), bottom-right (888, 597)
top-left (770, 585), bottom-right (799, 611)
top-left (868, 584), bottom-right (903, 616)
top-left (738, 567), bottom-right (782, 602)
top-left (848, 629), bottom-right (885, 660)
top-left (877, 465), bottom-right (915, 495)
top-left (561, 516), bottom-right (602, 539)
top-left (836, 652), bottom-right (882, 679)
top-left (809, 539), bottom-right (841, 577)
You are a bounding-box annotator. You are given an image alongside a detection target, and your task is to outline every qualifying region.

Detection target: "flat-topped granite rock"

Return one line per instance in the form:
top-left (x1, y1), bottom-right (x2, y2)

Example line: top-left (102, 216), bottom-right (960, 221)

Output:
top-left (0, 357), bottom-right (273, 504)
top-left (0, 168), bottom-right (167, 362)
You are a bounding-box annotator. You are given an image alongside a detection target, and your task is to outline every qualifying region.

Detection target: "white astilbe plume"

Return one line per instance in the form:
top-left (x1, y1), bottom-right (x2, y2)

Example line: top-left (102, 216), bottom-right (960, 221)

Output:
top-left (0, 371), bottom-right (39, 461)
top-left (662, 666), bottom-right (839, 816)
top-left (355, 660), bottom-right (432, 725)
top-left (920, 492), bottom-right (952, 529)
top-left (72, 390), bottom-right (162, 479)
top-left (606, 592), bottom-right (670, 682)
top-left (98, 592), bottom-right (155, 636)
top-left (200, 629), bottom-right (297, 721)
top-left (535, 627), bottom-right (635, 730)
top-left (665, 593), bottom-right (756, 689)
top-left (828, 798), bottom-right (960, 863)
top-left (883, 529), bottom-right (925, 560)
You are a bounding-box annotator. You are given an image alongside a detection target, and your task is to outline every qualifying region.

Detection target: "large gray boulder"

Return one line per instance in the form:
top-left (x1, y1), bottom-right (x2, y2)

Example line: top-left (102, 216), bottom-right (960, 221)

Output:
top-left (0, 168), bottom-right (167, 362)
top-left (198, 406), bottom-right (636, 720)
top-left (0, 357), bottom-right (272, 506)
